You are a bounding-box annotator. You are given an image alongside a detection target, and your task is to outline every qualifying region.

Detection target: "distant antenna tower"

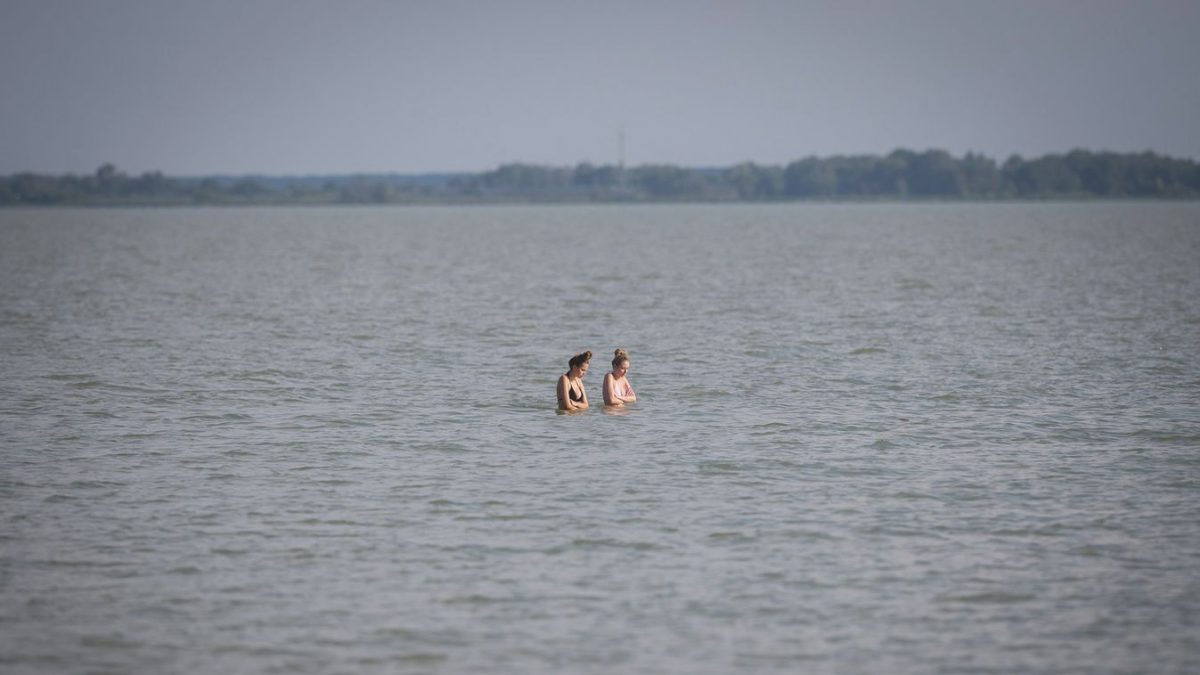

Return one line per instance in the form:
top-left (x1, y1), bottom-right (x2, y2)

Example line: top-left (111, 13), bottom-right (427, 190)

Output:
top-left (618, 126), bottom-right (626, 170)
top-left (617, 126), bottom-right (626, 187)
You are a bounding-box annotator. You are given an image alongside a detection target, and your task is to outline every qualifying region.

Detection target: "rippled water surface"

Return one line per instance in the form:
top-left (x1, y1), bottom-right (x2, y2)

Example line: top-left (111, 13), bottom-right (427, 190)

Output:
top-left (2, 203), bottom-right (1199, 673)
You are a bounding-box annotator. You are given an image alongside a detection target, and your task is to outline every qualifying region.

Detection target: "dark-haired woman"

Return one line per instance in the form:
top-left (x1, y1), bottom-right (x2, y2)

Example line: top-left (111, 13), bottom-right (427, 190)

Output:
top-left (557, 351), bottom-right (591, 411)
top-left (603, 348), bottom-right (637, 407)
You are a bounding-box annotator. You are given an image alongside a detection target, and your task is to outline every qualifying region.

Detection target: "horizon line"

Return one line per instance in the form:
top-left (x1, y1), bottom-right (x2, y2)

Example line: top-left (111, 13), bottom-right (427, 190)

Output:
top-left (5, 146), bottom-right (1199, 179)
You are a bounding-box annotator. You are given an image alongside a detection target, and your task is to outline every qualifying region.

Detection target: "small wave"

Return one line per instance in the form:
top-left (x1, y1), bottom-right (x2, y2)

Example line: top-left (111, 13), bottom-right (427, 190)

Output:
top-left (413, 441), bottom-right (471, 453)
top-left (849, 347), bottom-right (885, 355)
top-left (298, 518), bottom-right (362, 526)
top-left (992, 527), bottom-right (1063, 537)
top-left (699, 461), bottom-right (741, 473)
top-left (570, 537), bottom-right (659, 551)
top-left (892, 491), bottom-right (941, 501)
top-left (47, 373), bottom-right (97, 382)
top-left (897, 277), bottom-right (934, 290)
top-left (117, 432), bottom-right (161, 440)
top-left (454, 513), bottom-right (530, 522)
top-left (937, 591), bottom-right (1036, 604)
top-left (67, 479), bottom-right (125, 490)
top-left (708, 531), bottom-right (753, 542)
top-left (211, 644), bottom-right (308, 657)
top-left (80, 634), bottom-right (142, 649)
top-left (40, 558), bottom-right (128, 569)
top-left (677, 385), bottom-right (733, 400)
top-left (1130, 429), bottom-right (1200, 445)
top-left (359, 653), bottom-right (448, 665)
top-left (370, 627), bottom-right (420, 640)
top-left (164, 596), bottom-right (200, 606)
top-left (182, 412), bottom-right (252, 422)
top-left (231, 369), bottom-right (300, 383)
top-left (444, 594), bottom-right (512, 606)
top-left (860, 525), bottom-right (944, 538)
top-left (210, 548), bottom-right (250, 556)
top-left (735, 651), bottom-right (823, 665)
top-left (750, 422), bottom-right (791, 437)
top-left (779, 529), bottom-right (838, 541)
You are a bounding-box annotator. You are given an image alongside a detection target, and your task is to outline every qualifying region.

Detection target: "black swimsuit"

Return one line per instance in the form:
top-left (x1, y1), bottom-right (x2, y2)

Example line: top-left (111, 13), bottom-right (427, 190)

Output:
top-left (569, 382), bottom-right (584, 402)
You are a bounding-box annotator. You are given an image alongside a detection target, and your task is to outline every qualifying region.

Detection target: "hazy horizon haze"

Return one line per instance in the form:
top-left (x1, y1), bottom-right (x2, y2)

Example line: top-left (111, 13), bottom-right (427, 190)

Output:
top-left (2, 0), bottom-right (1198, 176)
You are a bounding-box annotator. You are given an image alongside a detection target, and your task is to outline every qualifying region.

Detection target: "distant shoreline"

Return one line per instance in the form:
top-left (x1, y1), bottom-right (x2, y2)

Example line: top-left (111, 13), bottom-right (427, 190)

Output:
top-left (3, 149), bottom-right (1198, 206)
top-left (7, 197), bottom-right (1195, 208)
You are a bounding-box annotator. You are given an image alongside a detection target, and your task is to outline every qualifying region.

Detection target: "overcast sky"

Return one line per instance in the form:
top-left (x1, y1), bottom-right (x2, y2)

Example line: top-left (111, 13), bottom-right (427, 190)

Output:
top-left (2, 0), bottom-right (1197, 176)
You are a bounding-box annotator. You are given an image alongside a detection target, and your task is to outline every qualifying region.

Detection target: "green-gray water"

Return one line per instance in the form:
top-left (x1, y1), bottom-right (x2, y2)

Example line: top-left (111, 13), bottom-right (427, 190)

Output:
top-left (2, 202), bottom-right (1198, 673)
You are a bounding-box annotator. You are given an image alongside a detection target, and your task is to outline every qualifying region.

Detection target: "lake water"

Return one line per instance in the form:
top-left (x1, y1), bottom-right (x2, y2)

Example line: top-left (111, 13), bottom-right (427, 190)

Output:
top-left (1, 202), bottom-right (1198, 674)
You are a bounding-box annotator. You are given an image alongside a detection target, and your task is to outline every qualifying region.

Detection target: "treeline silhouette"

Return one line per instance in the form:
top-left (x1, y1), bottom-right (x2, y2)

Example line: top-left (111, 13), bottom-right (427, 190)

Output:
top-left (3, 149), bottom-right (1198, 205)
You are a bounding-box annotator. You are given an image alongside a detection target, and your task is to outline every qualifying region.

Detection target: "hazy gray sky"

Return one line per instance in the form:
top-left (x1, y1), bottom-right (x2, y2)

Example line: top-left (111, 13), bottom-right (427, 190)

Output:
top-left (2, 0), bottom-right (1198, 175)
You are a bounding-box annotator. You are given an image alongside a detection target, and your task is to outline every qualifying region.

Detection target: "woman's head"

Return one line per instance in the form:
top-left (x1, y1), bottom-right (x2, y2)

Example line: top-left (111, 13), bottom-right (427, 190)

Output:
top-left (611, 348), bottom-right (630, 373)
top-left (568, 350), bottom-right (592, 373)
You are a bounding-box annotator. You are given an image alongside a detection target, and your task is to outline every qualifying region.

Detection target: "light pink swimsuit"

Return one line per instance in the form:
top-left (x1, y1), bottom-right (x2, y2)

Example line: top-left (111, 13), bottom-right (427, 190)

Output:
top-left (611, 377), bottom-right (632, 398)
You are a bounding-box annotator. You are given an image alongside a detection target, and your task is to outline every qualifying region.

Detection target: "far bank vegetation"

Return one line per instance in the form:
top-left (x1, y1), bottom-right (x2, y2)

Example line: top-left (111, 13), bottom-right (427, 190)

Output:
top-left (3, 149), bottom-right (1198, 206)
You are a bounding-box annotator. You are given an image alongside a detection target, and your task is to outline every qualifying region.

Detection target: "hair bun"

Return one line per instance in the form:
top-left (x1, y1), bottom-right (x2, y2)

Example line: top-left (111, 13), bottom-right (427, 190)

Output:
top-left (611, 348), bottom-right (630, 367)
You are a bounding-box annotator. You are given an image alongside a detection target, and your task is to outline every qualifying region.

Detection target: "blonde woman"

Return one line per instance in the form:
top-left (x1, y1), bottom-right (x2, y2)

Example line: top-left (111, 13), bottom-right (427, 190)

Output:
top-left (603, 348), bottom-right (637, 406)
top-left (557, 351), bottom-right (591, 411)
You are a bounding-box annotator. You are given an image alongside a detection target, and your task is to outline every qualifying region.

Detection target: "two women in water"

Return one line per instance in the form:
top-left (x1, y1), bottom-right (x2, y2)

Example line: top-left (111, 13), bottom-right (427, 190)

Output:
top-left (557, 348), bottom-right (636, 411)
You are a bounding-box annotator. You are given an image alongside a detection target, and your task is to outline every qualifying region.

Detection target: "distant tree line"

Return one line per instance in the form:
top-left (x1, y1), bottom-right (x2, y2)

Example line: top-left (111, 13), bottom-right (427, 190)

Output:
top-left (3, 150), bottom-right (1198, 206)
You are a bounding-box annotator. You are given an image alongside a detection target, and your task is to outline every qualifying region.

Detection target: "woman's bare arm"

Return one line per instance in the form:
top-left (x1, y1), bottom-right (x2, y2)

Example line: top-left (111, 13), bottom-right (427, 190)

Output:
top-left (603, 373), bottom-right (620, 406)
top-left (559, 375), bottom-right (587, 410)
